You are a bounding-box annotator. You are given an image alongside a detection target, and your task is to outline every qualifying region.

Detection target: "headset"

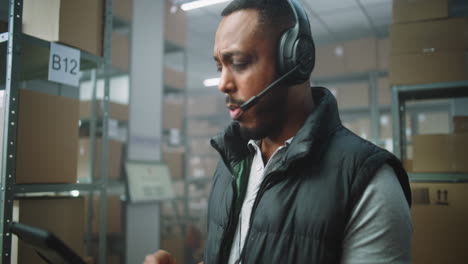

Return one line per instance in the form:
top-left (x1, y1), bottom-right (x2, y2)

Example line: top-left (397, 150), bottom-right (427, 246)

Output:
top-left (240, 0), bottom-right (316, 112)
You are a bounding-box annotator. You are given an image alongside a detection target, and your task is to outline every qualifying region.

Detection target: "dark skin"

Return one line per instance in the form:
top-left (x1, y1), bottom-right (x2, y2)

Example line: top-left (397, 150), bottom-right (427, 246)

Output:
top-left (144, 8), bottom-right (313, 264)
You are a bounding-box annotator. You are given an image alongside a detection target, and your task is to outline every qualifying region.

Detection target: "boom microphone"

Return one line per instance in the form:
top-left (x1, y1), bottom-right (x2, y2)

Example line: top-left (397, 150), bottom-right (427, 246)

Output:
top-left (239, 64), bottom-right (300, 112)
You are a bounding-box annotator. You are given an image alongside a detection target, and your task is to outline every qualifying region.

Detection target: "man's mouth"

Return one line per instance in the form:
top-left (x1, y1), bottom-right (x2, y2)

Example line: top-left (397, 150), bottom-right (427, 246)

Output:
top-left (228, 105), bottom-right (244, 120)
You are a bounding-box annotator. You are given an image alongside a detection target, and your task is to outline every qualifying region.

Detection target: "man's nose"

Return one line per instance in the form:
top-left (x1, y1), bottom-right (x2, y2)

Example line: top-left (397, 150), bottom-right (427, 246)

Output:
top-left (217, 68), bottom-right (235, 94)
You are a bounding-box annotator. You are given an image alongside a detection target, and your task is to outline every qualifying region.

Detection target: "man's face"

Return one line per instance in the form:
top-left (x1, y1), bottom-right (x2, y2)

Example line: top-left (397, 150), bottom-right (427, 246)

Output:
top-left (213, 9), bottom-right (288, 140)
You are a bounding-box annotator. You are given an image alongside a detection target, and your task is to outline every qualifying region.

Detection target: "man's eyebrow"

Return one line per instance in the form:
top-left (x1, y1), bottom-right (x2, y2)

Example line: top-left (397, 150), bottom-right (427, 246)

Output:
top-left (214, 51), bottom-right (245, 62)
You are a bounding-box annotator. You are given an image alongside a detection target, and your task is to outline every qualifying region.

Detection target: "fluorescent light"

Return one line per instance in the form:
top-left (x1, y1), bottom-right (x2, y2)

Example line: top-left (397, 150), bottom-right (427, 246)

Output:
top-left (203, 77), bottom-right (220, 87)
top-left (181, 0), bottom-right (231, 11)
top-left (71, 190), bottom-right (80, 197)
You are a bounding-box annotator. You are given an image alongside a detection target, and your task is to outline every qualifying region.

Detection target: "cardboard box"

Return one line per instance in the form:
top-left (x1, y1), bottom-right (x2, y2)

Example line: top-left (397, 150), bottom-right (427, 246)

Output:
top-left (332, 81), bottom-right (369, 109)
top-left (16, 89), bottom-right (79, 184)
top-left (161, 200), bottom-right (185, 218)
top-left (114, 0), bottom-right (133, 22)
top-left (392, 0), bottom-right (448, 24)
top-left (377, 77), bottom-right (391, 105)
top-left (189, 157), bottom-right (218, 179)
top-left (403, 159), bottom-right (413, 172)
top-left (0, 20), bottom-right (7, 33)
top-left (187, 94), bottom-right (225, 117)
top-left (343, 118), bottom-right (371, 140)
top-left (112, 31), bottom-right (130, 72)
top-left (80, 100), bottom-right (129, 121)
top-left (454, 116), bottom-right (468, 134)
top-left (418, 112), bottom-right (450, 134)
top-left (92, 195), bottom-right (122, 233)
top-left (161, 230), bottom-right (185, 264)
top-left (164, 68), bottom-right (185, 91)
top-left (18, 197), bottom-right (85, 263)
top-left (23, 0), bottom-right (103, 56)
top-left (188, 120), bottom-right (222, 136)
top-left (190, 138), bottom-right (215, 156)
top-left (410, 183), bottom-right (468, 264)
top-left (312, 43), bottom-right (346, 77)
top-left (391, 18), bottom-right (466, 55)
top-left (78, 138), bottom-right (123, 180)
top-left (344, 37), bottom-right (378, 73)
top-left (172, 180), bottom-right (185, 197)
top-left (413, 134), bottom-right (468, 172)
top-left (165, 1), bottom-right (186, 48)
top-left (465, 18), bottom-right (468, 50)
top-left (162, 146), bottom-right (185, 179)
top-left (163, 96), bottom-right (184, 130)
top-left (378, 38), bottom-right (390, 71)
top-left (313, 38), bottom-right (379, 77)
top-left (390, 51), bottom-right (468, 85)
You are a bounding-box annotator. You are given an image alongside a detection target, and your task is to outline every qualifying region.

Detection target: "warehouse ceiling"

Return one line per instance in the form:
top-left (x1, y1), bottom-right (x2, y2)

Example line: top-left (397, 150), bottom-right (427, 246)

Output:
top-left (170, 0), bottom-right (395, 90)
top-left (168, 0), bottom-right (468, 90)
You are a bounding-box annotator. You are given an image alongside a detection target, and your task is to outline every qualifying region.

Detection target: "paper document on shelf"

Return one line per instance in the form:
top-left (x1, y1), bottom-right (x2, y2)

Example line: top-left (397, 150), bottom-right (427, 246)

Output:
top-left (126, 161), bottom-right (175, 203)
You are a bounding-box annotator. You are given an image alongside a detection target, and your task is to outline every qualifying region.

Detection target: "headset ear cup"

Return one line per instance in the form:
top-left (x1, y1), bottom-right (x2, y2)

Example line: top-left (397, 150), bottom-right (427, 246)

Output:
top-left (277, 28), bottom-right (294, 76)
top-left (293, 37), bottom-right (315, 82)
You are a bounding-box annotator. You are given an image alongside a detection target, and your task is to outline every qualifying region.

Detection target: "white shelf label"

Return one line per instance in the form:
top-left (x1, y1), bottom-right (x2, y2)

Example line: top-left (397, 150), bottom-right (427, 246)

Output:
top-left (126, 161), bottom-right (175, 203)
top-left (48, 43), bottom-right (81, 87)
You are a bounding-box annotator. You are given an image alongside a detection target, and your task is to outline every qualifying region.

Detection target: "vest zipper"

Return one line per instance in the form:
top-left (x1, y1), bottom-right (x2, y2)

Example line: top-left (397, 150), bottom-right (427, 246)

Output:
top-left (238, 153), bottom-right (308, 263)
top-left (237, 170), bottom-right (278, 263)
top-left (212, 143), bottom-right (239, 263)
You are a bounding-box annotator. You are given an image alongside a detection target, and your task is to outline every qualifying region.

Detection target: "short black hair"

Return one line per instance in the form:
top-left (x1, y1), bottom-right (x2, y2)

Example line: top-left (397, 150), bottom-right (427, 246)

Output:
top-left (221, 0), bottom-right (295, 42)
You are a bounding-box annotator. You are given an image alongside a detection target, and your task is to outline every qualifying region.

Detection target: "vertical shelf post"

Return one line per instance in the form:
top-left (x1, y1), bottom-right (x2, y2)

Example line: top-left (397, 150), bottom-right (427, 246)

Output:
top-left (0, 0), bottom-right (23, 262)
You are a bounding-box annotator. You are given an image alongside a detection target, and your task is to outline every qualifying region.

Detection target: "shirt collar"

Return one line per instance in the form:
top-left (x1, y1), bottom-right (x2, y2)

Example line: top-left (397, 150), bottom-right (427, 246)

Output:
top-left (247, 137), bottom-right (294, 153)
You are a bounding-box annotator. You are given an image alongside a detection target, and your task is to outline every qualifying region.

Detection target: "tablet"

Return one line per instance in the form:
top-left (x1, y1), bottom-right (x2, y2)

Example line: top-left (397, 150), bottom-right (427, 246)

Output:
top-left (10, 222), bottom-right (86, 264)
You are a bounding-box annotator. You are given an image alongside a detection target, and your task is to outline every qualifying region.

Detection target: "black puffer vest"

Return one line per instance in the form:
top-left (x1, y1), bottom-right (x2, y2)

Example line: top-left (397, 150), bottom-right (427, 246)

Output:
top-left (204, 87), bottom-right (411, 264)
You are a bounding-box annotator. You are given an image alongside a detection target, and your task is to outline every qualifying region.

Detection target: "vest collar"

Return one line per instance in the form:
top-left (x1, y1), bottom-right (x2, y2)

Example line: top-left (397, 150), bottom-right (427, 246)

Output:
top-left (211, 87), bottom-right (342, 166)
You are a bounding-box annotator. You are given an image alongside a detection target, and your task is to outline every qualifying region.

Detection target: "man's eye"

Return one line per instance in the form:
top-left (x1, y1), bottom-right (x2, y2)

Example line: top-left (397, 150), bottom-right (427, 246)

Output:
top-left (232, 62), bottom-right (248, 71)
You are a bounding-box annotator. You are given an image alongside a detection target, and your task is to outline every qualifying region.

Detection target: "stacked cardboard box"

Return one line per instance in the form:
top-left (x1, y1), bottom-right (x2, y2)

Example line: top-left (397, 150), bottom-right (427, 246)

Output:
top-left (329, 81), bottom-right (369, 109)
top-left (16, 89), bottom-right (79, 184)
top-left (77, 138), bottom-right (124, 180)
top-left (343, 118), bottom-right (371, 140)
top-left (17, 197), bottom-right (86, 263)
top-left (163, 95), bottom-right (185, 130)
top-left (112, 31), bottom-right (130, 72)
top-left (187, 120), bottom-right (222, 136)
top-left (165, 0), bottom-right (186, 48)
top-left (453, 116), bottom-right (468, 133)
top-left (80, 100), bottom-right (129, 122)
top-left (113, 0), bottom-right (133, 23)
top-left (186, 93), bottom-right (226, 117)
top-left (164, 68), bottom-right (186, 92)
top-left (162, 145), bottom-right (185, 180)
top-left (22, 0), bottom-right (103, 56)
top-left (412, 133), bottom-right (468, 172)
top-left (390, 0), bottom-right (467, 85)
top-left (410, 183), bottom-right (468, 264)
top-left (312, 37), bottom-right (389, 78)
top-left (189, 156), bottom-right (218, 179)
top-left (91, 195), bottom-right (122, 234)
top-left (413, 116), bottom-right (468, 173)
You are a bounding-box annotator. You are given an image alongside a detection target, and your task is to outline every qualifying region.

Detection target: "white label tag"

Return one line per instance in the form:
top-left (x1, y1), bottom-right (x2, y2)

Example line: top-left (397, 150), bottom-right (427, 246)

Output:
top-left (126, 162), bottom-right (175, 203)
top-left (108, 119), bottom-right (119, 138)
top-left (48, 43), bottom-right (81, 87)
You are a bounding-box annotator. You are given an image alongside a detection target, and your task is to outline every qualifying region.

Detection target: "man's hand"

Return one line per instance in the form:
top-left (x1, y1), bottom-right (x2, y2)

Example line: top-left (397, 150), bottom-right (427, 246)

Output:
top-left (143, 250), bottom-right (176, 264)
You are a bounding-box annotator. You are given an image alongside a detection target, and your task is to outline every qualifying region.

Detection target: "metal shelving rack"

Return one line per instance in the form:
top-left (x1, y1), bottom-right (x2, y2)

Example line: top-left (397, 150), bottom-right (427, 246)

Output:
top-left (0, 0), bottom-right (115, 263)
top-left (391, 80), bottom-right (468, 182)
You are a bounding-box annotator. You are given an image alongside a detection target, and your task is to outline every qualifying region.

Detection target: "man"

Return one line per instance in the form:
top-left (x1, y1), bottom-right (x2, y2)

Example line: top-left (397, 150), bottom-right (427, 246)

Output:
top-left (146, 0), bottom-right (412, 263)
